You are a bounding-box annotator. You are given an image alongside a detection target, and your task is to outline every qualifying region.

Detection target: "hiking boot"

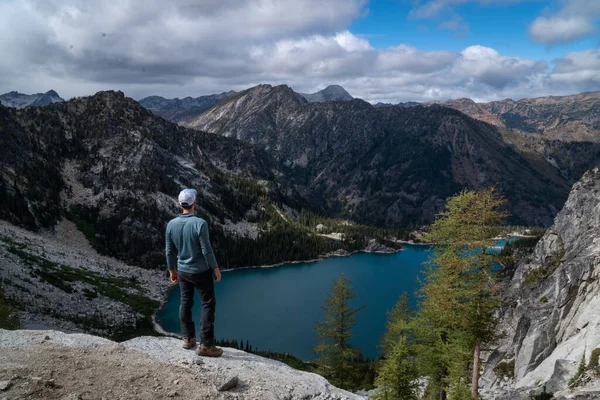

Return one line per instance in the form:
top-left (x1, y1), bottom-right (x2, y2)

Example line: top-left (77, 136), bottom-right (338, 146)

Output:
top-left (182, 337), bottom-right (196, 350)
top-left (196, 344), bottom-right (223, 357)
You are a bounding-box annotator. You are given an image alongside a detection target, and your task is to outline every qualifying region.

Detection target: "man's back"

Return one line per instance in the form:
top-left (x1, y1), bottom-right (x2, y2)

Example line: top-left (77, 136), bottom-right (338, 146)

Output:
top-left (165, 214), bottom-right (218, 274)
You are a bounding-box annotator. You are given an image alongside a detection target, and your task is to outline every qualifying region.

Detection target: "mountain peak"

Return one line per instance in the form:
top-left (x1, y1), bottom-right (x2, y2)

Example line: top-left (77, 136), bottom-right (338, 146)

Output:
top-left (300, 85), bottom-right (353, 103)
top-left (0, 89), bottom-right (64, 108)
top-left (235, 84), bottom-right (306, 105)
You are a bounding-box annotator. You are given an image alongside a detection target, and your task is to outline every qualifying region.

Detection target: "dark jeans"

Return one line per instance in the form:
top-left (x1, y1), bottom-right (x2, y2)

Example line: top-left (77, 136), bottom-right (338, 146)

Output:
top-left (179, 270), bottom-right (216, 346)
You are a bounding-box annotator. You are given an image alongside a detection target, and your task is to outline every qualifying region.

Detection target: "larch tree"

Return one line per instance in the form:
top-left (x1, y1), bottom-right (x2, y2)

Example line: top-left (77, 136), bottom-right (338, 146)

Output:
top-left (313, 273), bottom-right (364, 388)
top-left (380, 292), bottom-right (412, 355)
top-left (417, 187), bottom-right (507, 400)
top-left (374, 336), bottom-right (420, 400)
top-left (374, 292), bottom-right (420, 400)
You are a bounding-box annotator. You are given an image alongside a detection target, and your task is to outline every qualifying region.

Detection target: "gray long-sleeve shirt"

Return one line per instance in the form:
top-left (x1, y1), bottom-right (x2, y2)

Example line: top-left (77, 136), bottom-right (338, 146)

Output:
top-left (165, 214), bottom-right (218, 274)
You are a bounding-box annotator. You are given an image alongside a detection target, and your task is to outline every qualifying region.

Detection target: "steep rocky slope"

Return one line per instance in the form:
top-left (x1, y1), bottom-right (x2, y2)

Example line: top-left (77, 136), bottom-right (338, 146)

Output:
top-left (481, 167), bottom-right (600, 399)
top-left (0, 217), bottom-right (168, 337)
top-left (432, 91), bottom-right (600, 142)
top-left (0, 90), bottom-right (64, 108)
top-left (501, 130), bottom-right (600, 183)
top-left (0, 329), bottom-right (362, 399)
top-left (183, 84), bottom-right (571, 226)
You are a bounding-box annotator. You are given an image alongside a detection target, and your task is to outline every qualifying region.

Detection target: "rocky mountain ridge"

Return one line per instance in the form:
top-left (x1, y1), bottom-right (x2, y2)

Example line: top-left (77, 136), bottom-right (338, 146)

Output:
top-left (373, 101), bottom-right (420, 108)
top-left (138, 85), bottom-right (353, 126)
top-left (138, 90), bottom-right (236, 121)
top-left (0, 90), bottom-right (64, 108)
top-left (481, 166), bottom-right (600, 399)
top-left (182, 84), bottom-right (572, 226)
top-left (431, 91), bottom-right (600, 142)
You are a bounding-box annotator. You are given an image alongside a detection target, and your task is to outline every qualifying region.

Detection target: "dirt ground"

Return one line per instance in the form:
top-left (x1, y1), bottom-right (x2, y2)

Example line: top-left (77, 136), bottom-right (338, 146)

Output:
top-left (0, 344), bottom-right (239, 400)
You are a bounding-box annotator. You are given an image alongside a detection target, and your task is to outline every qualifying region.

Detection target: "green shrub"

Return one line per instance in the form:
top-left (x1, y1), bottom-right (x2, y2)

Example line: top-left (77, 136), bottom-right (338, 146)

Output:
top-left (33, 268), bottom-right (75, 293)
top-left (0, 285), bottom-right (19, 330)
top-left (532, 385), bottom-right (553, 400)
top-left (569, 353), bottom-right (586, 387)
top-left (525, 236), bottom-right (565, 287)
top-left (493, 359), bottom-right (515, 380)
top-left (82, 288), bottom-right (98, 299)
top-left (587, 348), bottom-right (600, 374)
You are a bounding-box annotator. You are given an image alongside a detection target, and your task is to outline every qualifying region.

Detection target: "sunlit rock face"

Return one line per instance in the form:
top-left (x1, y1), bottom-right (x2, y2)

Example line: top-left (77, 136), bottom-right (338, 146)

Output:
top-left (481, 167), bottom-right (600, 399)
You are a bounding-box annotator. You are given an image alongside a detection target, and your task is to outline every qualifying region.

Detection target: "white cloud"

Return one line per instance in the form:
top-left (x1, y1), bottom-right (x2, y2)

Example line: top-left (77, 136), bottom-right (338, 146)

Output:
top-left (550, 49), bottom-right (600, 85)
top-left (0, 0), bottom-right (599, 104)
top-left (455, 46), bottom-right (546, 89)
top-left (528, 0), bottom-right (600, 44)
top-left (409, 0), bottom-right (470, 19)
top-left (376, 45), bottom-right (458, 73)
top-left (529, 15), bottom-right (596, 44)
top-left (438, 15), bottom-right (470, 36)
top-left (409, 0), bottom-right (529, 19)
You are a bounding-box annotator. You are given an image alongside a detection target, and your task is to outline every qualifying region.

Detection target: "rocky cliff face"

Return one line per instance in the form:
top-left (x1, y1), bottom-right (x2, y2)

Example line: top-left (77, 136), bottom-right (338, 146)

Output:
top-left (481, 167), bottom-right (600, 399)
top-left (0, 90), bottom-right (64, 108)
top-left (183, 84), bottom-right (571, 226)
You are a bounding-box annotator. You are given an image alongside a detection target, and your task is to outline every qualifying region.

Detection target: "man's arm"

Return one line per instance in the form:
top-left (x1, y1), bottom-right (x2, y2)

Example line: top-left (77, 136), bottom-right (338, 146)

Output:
top-left (165, 226), bottom-right (178, 283)
top-left (199, 221), bottom-right (221, 282)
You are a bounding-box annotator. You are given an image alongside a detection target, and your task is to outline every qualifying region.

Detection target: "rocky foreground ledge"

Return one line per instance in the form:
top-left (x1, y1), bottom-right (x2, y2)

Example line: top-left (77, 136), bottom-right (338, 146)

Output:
top-left (0, 329), bottom-right (362, 400)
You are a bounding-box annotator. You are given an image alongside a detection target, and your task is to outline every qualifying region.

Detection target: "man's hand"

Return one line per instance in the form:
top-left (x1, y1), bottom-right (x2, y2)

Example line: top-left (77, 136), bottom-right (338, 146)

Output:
top-left (213, 268), bottom-right (222, 283)
top-left (169, 270), bottom-right (178, 284)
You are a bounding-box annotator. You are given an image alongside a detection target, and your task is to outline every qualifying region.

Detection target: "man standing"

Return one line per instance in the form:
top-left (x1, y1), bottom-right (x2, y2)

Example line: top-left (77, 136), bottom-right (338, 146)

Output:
top-left (165, 188), bottom-right (223, 357)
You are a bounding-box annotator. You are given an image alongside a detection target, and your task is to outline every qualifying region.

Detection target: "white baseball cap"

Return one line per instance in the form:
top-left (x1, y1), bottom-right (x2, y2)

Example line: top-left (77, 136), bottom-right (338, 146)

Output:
top-left (178, 188), bottom-right (197, 207)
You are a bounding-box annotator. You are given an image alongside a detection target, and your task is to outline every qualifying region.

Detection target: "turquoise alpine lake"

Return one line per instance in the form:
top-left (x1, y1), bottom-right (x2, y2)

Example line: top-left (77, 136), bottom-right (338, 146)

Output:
top-left (156, 244), bottom-right (432, 361)
top-left (156, 239), bottom-right (514, 361)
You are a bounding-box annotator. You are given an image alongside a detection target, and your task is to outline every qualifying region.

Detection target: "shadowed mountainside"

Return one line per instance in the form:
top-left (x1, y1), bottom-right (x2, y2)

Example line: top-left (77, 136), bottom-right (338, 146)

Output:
top-left (0, 90), bottom-right (320, 270)
top-left (183, 84), bottom-right (574, 227)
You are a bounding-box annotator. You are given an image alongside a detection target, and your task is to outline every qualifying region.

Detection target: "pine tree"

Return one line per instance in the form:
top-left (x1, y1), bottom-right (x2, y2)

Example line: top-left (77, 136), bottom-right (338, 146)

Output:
top-left (374, 292), bottom-right (419, 399)
top-left (380, 292), bottom-right (412, 355)
top-left (373, 336), bottom-right (420, 400)
top-left (313, 273), bottom-right (365, 388)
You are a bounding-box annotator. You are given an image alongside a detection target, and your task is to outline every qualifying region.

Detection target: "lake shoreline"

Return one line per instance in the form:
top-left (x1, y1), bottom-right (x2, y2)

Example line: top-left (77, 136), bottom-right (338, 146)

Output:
top-left (220, 246), bottom-right (406, 273)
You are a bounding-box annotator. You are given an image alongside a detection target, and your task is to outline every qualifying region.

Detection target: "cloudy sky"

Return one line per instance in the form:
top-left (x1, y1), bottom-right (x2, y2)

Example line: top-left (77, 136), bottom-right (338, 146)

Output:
top-left (0, 0), bottom-right (599, 103)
